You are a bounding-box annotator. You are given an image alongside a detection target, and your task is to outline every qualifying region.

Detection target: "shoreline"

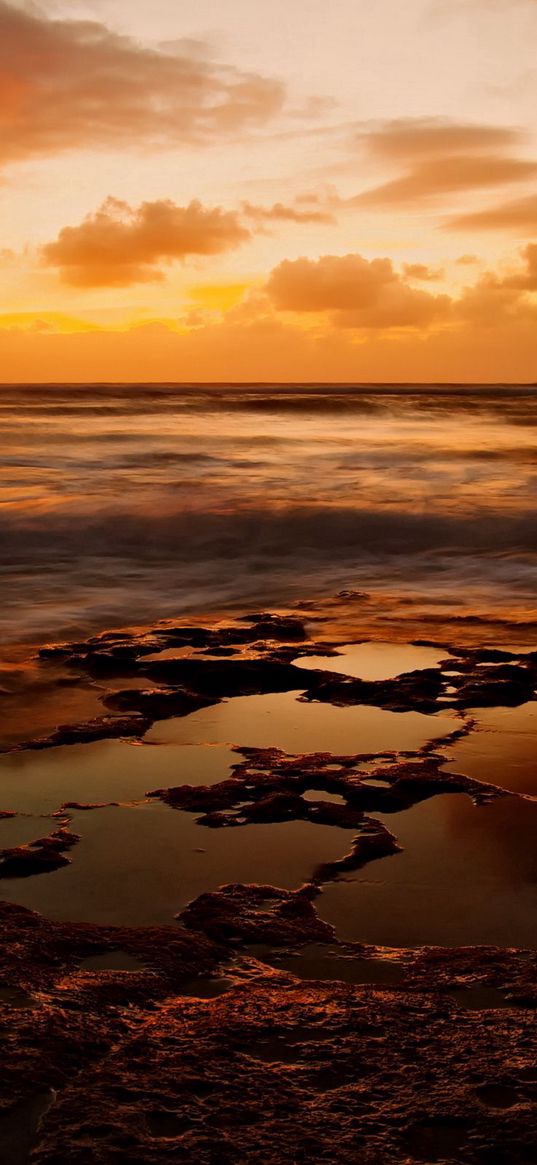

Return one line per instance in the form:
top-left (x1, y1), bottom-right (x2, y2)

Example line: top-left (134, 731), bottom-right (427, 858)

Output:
top-left (1, 595), bottom-right (537, 1161)
top-left (3, 588), bottom-right (537, 755)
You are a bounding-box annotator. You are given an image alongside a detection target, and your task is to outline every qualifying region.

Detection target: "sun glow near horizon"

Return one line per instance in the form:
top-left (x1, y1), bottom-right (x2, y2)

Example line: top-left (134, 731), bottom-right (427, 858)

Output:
top-left (0, 0), bottom-right (536, 382)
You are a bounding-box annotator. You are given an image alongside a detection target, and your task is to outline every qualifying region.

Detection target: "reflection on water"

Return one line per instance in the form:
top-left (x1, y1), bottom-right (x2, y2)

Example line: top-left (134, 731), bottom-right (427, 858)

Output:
top-left (79, 950), bottom-right (146, 971)
top-left (293, 641), bottom-right (448, 680)
top-left (0, 815), bottom-right (46, 849)
top-left (445, 702), bottom-right (537, 796)
top-left (248, 943), bottom-right (406, 985)
top-left (316, 794), bottom-right (537, 948)
top-left (0, 740), bottom-right (237, 814)
top-left (4, 802), bottom-right (349, 926)
top-left (146, 690), bottom-right (457, 754)
top-left (0, 670), bottom-right (106, 752)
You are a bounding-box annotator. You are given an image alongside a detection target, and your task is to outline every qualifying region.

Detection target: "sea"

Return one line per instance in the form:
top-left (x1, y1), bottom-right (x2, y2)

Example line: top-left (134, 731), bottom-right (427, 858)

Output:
top-left (1, 383), bottom-right (536, 649)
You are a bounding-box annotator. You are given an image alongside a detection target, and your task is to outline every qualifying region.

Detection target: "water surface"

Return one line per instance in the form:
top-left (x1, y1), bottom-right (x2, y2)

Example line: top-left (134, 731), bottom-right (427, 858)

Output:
top-left (0, 740), bottom-right (237, 814)
top-left (293, 641), bottom-right (449, 679)
top-left (146, 690), bottom-right (458, 754)
top-left (317, 794), bottom-right (537, 948)
top-left (2, 384), bottom-right (537, 647)
top-left (5, 802), bottom-right (349, 926)
top-left (445, 702), bottom-right (537, 796)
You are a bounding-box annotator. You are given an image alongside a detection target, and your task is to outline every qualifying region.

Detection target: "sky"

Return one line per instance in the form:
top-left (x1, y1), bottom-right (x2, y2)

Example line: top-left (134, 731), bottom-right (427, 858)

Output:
top-left (1, 0), bottom-right (536, 381)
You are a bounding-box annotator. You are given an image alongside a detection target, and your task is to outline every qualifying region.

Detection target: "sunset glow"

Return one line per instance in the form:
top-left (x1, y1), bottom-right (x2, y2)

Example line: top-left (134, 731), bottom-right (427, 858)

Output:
top-left (1, 0), bottom-right (536, 382)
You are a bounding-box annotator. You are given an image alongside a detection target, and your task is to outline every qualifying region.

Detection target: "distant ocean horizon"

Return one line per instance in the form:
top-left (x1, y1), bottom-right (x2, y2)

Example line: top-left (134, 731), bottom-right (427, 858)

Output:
top-left (2, 382), bottom-right (537, 390)
top-left (2, 382), bottom-right (537, 648)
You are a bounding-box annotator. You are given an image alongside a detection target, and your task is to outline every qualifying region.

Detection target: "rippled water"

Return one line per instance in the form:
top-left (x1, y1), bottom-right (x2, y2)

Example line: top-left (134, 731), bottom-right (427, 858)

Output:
top-left (2, 383), bottom-right (537, 646)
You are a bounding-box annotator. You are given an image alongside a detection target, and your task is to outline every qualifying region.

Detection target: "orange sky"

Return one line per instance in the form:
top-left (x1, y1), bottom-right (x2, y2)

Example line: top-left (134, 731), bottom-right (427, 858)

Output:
top-left (1, 0), bottom-right (536, 381)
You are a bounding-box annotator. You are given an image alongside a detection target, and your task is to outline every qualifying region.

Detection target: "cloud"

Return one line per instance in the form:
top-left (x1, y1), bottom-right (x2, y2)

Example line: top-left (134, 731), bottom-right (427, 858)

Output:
top-left (42, 198), bottom-right (250, 287)
top-left (0, 0), bottom-right (284, 165)
top-left (362, 118), bottom-right (519, 160)
top-left (447, 193), bottom-right (537, 232)
top-left (241, 201), bottom-right (335, 224)
top-left (351, 118), bottom-right (536, 207)
top-left (456, 274), bottom-right (528, 325)
top-left (1, 299), bottom-right (536, 384)
top-left (2, 245), bottom-right (537, 380)
top-left (402, 263), bottom-right (444, 281)
top-left (266, 253), bottom-right (451, 329)
top-left (353, 157), bottom-right (537, 207)
top-left (456, 245), bottom-right (537, 322)
top-left (504, 243), bottom-right (537, 290)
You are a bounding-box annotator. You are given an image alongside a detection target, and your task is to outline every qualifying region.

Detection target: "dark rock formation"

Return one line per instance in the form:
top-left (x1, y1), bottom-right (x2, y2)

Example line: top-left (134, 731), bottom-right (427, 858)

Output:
top-left (179, 883), bottom-right (334, 946)
top-left (140, 657), bottom-right (323, 698)
top-left (148, 746), bottom-right (503, 831)
top-left (104, 686), bottom-right (218, 718)
top-left (20, 714), bottom-right (150, 751)
top-left (0, 827), bottom-right (79, 879)
top-left (16, 616), bottom-right (536, 758)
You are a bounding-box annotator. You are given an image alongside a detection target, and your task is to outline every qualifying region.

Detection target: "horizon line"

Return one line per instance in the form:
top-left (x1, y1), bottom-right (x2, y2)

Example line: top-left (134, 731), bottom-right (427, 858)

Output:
top-left (1, 380), bottom-right (536, 390)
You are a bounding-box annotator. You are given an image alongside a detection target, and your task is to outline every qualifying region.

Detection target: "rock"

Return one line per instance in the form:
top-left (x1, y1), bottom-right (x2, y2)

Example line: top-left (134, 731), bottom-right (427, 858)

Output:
top-left (455, 664), bottom-right (535, 707)
top-left (18, 715), bottom-right (150, 751)
top-left (0, 828), bottom-right (79, 879)
top-left (179, 883), bottom-right (334, 946)
top-left (141, 658), bottom-right (319, 698)
top-left (15, 959), bottom-right (537, 1164)
top-left (310, 816), bottom-right (401, 886)
top-left (148, 747), bottom-right (502, 831)
top-left (104, 687), bottom-right (218, 718)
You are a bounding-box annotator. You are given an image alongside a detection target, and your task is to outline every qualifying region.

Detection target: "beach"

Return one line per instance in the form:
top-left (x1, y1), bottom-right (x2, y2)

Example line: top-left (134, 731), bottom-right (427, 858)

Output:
top-left (1, 388), bottom-right (537, 1161)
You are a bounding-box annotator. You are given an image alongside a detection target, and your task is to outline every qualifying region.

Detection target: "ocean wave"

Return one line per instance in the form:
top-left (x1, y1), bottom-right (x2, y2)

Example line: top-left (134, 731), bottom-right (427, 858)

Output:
top-left (2, 385), bottom-right (537, 645)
